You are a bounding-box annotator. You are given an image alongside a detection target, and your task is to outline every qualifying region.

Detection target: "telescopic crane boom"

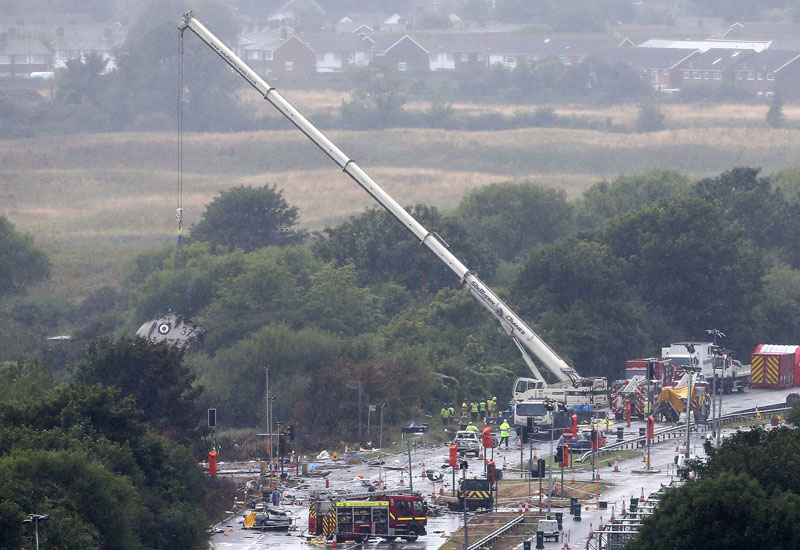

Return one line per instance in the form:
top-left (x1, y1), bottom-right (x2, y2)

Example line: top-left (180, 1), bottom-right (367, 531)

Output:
top-left (178, 12), bottom-right (589, 389)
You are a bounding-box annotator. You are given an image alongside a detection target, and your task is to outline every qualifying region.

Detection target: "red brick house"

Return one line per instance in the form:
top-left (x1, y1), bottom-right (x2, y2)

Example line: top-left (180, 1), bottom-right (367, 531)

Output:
top-left (730, 49), bottom-right (800, 99)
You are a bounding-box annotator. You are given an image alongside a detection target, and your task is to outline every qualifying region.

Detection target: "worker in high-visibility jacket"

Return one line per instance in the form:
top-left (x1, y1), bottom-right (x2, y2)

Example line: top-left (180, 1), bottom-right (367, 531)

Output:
top-left (448, 404), bottom-right (455, 420)
top-left (470, 402), bottom-right (479, 422)
top-left (499, 419), bottom-right (511, 448)
top-left (486, 397), bottom-right (494, 418)
top-left (479, 400), bottom-right (487, 421)
top-left (461, 402), bottom-right (468, 421)
top-left (466, 421), bottom-right (479, 432)
top-left (441, 405), bottom-right (451, 425)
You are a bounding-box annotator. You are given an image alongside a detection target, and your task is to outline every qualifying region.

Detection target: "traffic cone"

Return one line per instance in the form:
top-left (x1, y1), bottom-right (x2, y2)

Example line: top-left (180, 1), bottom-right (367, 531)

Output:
top-left (611, 506), bottom-right (615, 522)
top-left (518, 502), bottom-right (523, 515)
top-left (596, 473), bottom-right (601, 481)
top-left (588, 523), bottom-right (593, 539)
top-left (479, 451), bottom-right (483, 460)
top-left (622, 500), bottom-right (627, 516)
top-left (439, 487), bottom-right (444, 495)
top-left (613, 460), bottom-right (619, 472)
top-left (525, 500), bottom-right (530, 513)
top-left (640, 487), bottom-right (645, 500)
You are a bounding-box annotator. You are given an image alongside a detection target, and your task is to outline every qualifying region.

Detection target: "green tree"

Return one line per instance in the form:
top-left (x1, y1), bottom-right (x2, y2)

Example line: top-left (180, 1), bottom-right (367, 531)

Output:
top-left (304, 264), bottom-right (379, 335)
top-left (512, 239), bottom-right (650, 378)
top-left (0, 215), bottom-right (51, 296)
top-left (313, 205), bottom-right (497, 291)
top-left (599, 198), bottom-right (764, 346)
top-left (576, 170), bottom-right (691, 228)
top-left (55, 51), bottom-right (108, 105)
top-left (110, 0), bottom-right (242, 130)
top-left (191, 184), bottom-right (306, 252)
top-left (766, 93), bottom-right (785, 128)
top-left (0, 383), bottom-right (207, 550)
top-left (693, 167), bottom-right (789, 251)
top-left (625, 473), bottom-right (771, 550)
top-left (341, 64), bottom-right (407, 128)
top-left (74, 337), bottom-right (202, 441)
top-left (455, 182), bottom-right (573, 262)
top-left (635, 104), bottom-right (665, 132)
top-left (199, 246), bottom-right (317, 352)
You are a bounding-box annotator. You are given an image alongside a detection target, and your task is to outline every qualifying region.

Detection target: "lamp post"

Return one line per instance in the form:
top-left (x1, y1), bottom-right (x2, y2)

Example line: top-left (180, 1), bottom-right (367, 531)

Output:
top-left (683, 344), bottom-right (698, 460)
top-left (707, 329), bottom-right (727, 450)
top-left (23, 514), bottom-right (49, 550)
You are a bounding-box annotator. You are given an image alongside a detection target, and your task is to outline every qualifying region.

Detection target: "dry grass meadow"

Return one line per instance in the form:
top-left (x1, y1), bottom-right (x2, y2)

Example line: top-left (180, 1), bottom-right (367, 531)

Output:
top-left (3, 100), bottom-right (800, 294)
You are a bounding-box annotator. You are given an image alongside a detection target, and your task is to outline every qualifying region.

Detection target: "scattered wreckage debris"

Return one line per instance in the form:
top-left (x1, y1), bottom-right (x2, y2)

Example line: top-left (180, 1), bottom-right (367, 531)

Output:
top-left (136, 312), bottom-right (205, 349)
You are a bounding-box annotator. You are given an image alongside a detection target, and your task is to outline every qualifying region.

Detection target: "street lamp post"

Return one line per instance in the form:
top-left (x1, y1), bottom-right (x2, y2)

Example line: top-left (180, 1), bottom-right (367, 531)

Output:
top-left (683, 344), bottom-right (698, 460)
top-left (23, 514), bottom-right (49, 550)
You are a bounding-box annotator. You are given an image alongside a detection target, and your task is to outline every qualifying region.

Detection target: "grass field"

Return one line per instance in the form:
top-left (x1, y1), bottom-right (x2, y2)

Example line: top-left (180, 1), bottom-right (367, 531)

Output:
top-left (3, 106), bottom-right (800, 296)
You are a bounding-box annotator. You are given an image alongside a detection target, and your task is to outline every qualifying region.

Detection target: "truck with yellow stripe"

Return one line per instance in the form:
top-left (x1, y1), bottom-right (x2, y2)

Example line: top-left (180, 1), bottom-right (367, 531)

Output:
top-left (307, 492), bottom-right (427, 543)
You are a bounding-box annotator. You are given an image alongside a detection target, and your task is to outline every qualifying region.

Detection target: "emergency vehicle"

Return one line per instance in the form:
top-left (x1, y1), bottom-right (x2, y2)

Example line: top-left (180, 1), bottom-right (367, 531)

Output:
top-left (308, 492), bottom-right (427, 543)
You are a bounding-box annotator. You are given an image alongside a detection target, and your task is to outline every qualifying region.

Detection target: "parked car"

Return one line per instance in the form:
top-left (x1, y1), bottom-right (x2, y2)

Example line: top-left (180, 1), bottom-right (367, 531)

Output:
top-left (452, 430), bottom-right (481, 457)
top-left (558, 429), bottom-right (606, 452)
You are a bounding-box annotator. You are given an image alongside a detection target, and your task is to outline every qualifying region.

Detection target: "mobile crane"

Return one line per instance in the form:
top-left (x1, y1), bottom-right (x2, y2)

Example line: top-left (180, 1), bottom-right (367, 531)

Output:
top-left (177, 12), bottom-right (608, 431)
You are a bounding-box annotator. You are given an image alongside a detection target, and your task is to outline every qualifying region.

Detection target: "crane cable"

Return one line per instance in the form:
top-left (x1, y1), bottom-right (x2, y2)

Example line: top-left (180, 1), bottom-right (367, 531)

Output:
top-left (171, 29), bottom-right (191, 314)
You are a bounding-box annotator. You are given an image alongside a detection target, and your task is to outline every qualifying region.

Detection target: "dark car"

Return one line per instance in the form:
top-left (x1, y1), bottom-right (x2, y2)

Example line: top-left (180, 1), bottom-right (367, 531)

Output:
top-left (558, 429), bottom-right (606, 452)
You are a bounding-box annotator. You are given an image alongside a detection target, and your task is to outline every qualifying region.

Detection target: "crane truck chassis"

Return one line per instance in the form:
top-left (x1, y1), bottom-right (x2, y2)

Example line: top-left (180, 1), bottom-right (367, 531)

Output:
top-left (177, 12), bottom-right (608, 428)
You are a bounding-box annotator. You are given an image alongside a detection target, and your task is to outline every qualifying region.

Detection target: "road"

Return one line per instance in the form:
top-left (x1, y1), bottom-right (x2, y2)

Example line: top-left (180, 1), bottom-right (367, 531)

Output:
top-left (209, 386), bottom-right (796, 549)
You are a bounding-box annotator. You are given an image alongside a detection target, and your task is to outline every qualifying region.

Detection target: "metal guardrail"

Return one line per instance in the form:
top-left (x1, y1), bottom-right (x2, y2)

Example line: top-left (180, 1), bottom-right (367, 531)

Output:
top-left (466, 513), bottom-right (525, 550)
top-left (577, 404), bottom-right (791, 463)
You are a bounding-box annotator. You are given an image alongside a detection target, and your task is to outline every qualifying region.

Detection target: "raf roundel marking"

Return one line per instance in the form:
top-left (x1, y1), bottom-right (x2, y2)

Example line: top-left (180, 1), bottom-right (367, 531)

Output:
top-left (158, 323), bottom-right (171, 335)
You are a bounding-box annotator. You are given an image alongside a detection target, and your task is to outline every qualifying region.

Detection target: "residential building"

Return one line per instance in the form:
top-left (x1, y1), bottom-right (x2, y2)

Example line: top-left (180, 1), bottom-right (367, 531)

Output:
top-left (0, 33), bottom-right (52, 76)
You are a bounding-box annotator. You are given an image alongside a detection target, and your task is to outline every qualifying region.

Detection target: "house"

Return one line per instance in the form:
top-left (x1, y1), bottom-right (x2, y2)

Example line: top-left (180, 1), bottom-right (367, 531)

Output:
top-left (409, 33), bottom-right (626, 72)
top-left (375, 35), bottom-right (429, 72)
top-left (730, 49), bottom-right (800, 99)
top-left (598, 47), bottom-right (699, 90)
top-left (0, 33), bottom-right (52, 76)
top-left (675, 48), bottom-right (754, 88)
top-left (302, 33), bottom-right (373, 72)
top-left (240, 34), bottom-right (316, 78)
top-left (51, 26), bottom-right (123, 72)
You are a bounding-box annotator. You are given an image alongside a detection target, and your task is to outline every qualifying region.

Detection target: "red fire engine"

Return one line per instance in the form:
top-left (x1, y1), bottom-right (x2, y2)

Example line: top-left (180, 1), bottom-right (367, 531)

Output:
top-left (308, 492), bottom-right (427, 543)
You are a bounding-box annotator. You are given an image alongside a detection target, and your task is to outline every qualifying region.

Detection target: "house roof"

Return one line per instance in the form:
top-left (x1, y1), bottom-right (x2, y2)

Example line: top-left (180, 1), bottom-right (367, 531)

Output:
top-left (678, 48), bottom-right (754, 71)
top-left (299, 33), bottom-right (374, 54)
top-left (403, 33), bottom-right (622, 57)
top-left (596, 46), bottom-right (699, 69)
top-left (732, 49), bottom-right (800, 73)
top-left (638, 38), bottom-right (771, 52)
top-left (0, 37), bottom-right (50, 56)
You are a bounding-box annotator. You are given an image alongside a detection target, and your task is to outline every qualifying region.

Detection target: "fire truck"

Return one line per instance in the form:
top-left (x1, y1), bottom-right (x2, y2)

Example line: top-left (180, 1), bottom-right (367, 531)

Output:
top-left (308, 492), bottom-right (427, 543)
top-left (611, 358), bottom-right (676, 420)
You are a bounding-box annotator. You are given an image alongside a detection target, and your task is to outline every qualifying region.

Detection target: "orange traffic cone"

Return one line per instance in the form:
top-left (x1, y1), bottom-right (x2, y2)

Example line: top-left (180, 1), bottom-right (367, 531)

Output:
top-left (640, 487), bottom-right (645, 500)
top-left (525, 500), bottom-right (530, 513)
top-left (518, 502), bottom-right (523, 515)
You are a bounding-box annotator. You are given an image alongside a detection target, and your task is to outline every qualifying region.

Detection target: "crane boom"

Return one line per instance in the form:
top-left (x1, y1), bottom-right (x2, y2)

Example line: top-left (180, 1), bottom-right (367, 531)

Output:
top-left (178, 12), bottom-right (579, 386)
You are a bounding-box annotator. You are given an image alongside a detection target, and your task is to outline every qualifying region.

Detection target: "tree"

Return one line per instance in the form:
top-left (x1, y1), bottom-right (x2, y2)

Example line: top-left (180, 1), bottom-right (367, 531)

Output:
top-left (766, 93), bottom-right (785, 128)
top-left (599, 197), bottom-right (764, 347)
top-left (191, 184), bottom-right (306, 252)
top-left (55, 51), bottom-right (108, 105)
top-left (0, 215), bottom-right (51, 296)
top-left (341, 64), bottom-right (407, 128)
top-left (74, 337), bottom-right (202, 441)
top-left (576, 170), bottom-right (691, 229)
top-left (512, 239), bottom-right (650, 378)
top-left (0, 383), bottom-right (208, 550)
top-left (313, 205), bottom-right (497, 291)
top-left (109, 0), bottom-right (242, 131)
top-left (693, 167), bottom-right (790, 251)
top-left (635, 104), bottom-right (665, 132)
top-left (455, 182), bottom-right (574, 262)
top-left (625, 473), bottom-right (772, 550)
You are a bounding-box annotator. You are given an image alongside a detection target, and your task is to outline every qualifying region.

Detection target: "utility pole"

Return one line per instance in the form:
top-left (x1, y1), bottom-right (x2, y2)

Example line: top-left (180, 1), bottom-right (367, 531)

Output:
top-left (462, 467), bottom-right (469, 550)
top-left (265, 365), bottom-right (271, 459)
top-left (408, 438), bottom-right (413, 493)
